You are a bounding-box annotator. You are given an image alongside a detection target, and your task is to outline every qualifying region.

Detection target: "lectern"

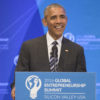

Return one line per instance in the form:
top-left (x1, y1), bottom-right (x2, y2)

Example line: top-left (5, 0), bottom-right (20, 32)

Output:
top-left (15, 72), bottom-right (96, 100)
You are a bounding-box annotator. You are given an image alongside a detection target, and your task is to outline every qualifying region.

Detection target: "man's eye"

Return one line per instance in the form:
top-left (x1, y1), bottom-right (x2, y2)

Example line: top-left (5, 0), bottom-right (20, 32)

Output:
top-left (60, 15), bottom-right (66, 18)
top-left (50, 16), bottom-right (56, 20)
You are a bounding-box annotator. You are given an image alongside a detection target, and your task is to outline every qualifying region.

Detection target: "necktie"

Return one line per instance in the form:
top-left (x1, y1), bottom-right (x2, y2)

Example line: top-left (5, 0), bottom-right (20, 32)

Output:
top-left (49, 41), bottom-right (58, 72)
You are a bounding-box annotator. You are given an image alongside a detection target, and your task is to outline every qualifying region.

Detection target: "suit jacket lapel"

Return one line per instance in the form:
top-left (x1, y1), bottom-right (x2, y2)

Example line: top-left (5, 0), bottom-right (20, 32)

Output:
top-left (58, 37), bottom-right (70, 71)
top-left (39, 35), bottom-right (50, 71)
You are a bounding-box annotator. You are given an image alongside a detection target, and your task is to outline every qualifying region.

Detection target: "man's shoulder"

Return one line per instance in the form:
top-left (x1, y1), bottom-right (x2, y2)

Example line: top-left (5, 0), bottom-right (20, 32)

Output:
top-left (63, 37), bottom-right (83, 50)
top-left (23, 35), bottom-right (45, 45)
top-left (20, 35), bottom-right (46, 50)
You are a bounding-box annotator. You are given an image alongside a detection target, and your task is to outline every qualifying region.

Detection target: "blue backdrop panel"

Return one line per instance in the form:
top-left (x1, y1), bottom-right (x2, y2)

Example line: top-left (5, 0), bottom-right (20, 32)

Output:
top-left (0, 0), bottom-right (44, 100)
top-left (0, 0), bottom-right (100, 100)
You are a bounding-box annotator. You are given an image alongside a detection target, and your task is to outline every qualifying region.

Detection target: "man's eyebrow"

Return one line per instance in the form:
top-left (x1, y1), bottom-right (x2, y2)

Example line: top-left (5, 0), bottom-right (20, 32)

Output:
top-left (60, 14), bottom-right (66, 17)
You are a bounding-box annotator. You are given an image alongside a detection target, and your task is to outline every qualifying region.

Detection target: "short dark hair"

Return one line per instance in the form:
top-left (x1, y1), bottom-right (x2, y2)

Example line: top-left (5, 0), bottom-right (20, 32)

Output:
top-left (44, 3), bottom-right (66, 18)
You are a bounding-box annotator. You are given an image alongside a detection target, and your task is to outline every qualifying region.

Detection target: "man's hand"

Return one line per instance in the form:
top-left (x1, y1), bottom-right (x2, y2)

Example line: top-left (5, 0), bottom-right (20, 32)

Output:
top-left (11, 87), bottom-right (15, 100)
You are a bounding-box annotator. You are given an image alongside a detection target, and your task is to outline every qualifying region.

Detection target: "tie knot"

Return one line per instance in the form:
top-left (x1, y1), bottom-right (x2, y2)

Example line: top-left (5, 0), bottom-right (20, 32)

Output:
top-left (52, 41), bottom-right (58, 46)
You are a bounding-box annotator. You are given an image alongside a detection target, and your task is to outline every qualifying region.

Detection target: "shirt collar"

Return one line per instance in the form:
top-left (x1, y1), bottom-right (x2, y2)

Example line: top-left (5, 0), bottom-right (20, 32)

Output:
top-left (46, 32), bottom-right (63, 47)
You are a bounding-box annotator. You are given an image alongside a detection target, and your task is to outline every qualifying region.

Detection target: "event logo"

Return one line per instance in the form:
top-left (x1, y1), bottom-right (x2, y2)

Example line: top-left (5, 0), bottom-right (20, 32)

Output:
top-left (64, 32), bottom-right (75, 42)
top-left (14, 55), bottom-right (19, 66)
top-left (25, 75), bottom-right (42, 99)
top-left (0, 38), bottom-right (9, 50)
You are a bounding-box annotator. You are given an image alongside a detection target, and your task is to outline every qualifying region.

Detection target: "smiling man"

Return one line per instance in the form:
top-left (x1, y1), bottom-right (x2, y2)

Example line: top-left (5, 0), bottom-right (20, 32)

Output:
top-left (11, 3), bottom-right (86, 100)
top-left (42, 4), bottom-right (67, 40)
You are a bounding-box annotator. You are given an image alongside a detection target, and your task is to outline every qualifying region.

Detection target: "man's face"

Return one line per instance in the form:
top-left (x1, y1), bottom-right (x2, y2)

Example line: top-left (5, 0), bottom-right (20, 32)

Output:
top-left (43, 7), bottom-right (67, 40)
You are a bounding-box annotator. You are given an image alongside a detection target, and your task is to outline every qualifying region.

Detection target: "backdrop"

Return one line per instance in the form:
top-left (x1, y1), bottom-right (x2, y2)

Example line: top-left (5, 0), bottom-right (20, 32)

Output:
top-left (0, 0), bottom-right (100, 100)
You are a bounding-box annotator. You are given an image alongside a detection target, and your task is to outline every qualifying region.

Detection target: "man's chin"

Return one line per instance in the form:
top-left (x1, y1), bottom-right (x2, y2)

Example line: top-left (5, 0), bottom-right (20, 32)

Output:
top-left (56, 32), bottom-right (63, 36)
top-left (55, 33), bottom-right (63, 38)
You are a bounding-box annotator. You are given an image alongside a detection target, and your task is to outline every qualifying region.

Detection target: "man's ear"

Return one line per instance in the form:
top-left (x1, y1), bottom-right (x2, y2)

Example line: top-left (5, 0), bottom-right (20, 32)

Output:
top-left (42, 18), bottom-right (47, 26)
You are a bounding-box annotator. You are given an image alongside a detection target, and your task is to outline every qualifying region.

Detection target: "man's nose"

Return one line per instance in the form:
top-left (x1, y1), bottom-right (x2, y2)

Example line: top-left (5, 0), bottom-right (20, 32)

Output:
top-left (56, 17), bottom-right (61, 23)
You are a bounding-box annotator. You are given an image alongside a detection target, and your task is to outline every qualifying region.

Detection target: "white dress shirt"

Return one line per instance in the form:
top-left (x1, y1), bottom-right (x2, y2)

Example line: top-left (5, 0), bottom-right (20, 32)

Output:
top-left (46, 32), bottom-right (63, 62)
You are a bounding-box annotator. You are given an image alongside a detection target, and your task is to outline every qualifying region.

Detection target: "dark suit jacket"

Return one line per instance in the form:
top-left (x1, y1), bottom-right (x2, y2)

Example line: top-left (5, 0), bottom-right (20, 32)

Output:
top-left (11, 35), bottom-right (86, 88)
top-left (15, 35), bottom-right (86, 72)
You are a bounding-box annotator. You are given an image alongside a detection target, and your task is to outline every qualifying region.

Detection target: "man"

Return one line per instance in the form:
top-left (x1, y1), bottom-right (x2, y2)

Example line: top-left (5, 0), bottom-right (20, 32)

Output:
top-left (11, 3), bottom-right (86, 99)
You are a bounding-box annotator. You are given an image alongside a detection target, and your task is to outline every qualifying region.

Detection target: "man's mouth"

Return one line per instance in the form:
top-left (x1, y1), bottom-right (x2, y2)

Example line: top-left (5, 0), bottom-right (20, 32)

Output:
top-left (55, 25), bottom-right (64, 30)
